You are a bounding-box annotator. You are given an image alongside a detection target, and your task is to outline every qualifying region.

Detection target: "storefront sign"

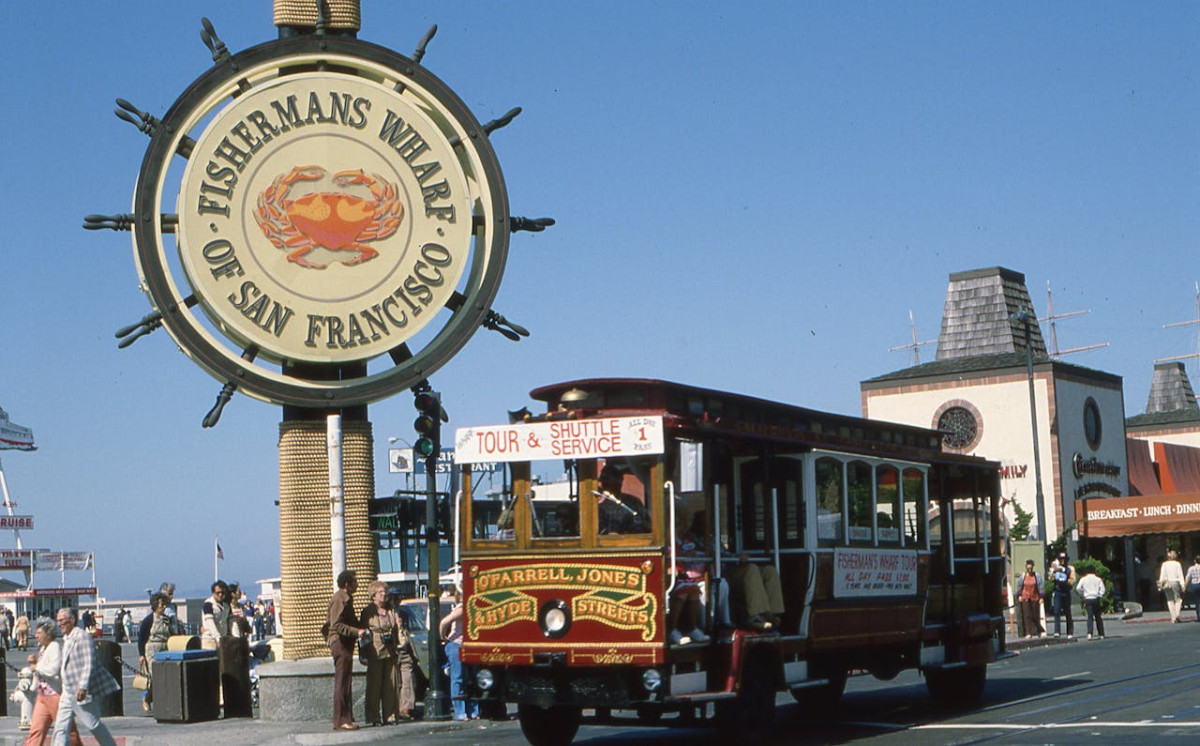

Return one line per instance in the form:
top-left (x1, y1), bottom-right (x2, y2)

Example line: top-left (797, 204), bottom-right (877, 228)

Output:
top-left (1072, 453), bottom-right (1121, 480)
top-left (1080, 493), bottom-right (1200, 537)
top-left (455, 417), bottom-right (665, 464)
top-left (832, 548), bottom-right (918, 597)
top-left (0, 587), bottom-right (97, 599)
top-left (0, 515), bottom-right (34, 530)
top-left (0, 549), bottom-right (35, 570)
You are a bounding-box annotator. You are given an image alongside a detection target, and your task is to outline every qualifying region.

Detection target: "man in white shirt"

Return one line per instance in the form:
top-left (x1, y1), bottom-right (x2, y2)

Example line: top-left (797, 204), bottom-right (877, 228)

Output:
top-left (1075, 566), bottom-right (1107, 640)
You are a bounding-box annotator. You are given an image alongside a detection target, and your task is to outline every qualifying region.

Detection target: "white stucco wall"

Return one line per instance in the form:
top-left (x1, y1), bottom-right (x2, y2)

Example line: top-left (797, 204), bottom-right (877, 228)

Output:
top-left (863, 376), bottom-right (1058, 539)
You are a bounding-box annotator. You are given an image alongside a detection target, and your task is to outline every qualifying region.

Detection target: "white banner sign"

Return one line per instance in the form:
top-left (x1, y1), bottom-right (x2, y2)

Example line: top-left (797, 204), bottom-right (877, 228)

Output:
top-left (0, 515), bottom-right (33, 530)
top-left (833, 548), bottom-right (918, 597)
top-left (35, 551), bottom-right (93, 572)
top-left (455, 416), bottom-right (665, 464)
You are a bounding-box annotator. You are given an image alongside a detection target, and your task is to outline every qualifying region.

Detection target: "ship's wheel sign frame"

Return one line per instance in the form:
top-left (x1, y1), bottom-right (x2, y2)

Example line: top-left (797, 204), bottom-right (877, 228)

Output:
top-left (132, 35), bottom-right (510, 408)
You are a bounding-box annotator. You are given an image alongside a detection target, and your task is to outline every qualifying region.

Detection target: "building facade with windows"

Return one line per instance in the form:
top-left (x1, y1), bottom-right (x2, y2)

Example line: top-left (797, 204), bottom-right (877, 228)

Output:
top-left (860, 267), bottom-right (1129, 557)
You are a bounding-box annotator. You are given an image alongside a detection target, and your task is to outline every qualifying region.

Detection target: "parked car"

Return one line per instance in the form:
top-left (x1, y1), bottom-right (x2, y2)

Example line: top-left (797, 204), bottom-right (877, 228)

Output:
top-left (395, 598), bottom-right (441, 698)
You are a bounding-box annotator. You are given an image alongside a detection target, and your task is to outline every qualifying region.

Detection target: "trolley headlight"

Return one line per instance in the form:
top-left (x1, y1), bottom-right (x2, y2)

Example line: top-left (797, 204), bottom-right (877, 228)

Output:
top-left (539, 599), bottom-right (571, 639)
top-left (476, 668), bottom-right (495, 691)
top-left (642, 668), bottom-right (662, 692)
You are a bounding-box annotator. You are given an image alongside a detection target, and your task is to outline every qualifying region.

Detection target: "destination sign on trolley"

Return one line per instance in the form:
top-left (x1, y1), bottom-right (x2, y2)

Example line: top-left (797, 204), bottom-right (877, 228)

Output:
top-left (832, 548), bottom-right (918, 597)
top-left (455, 417), bottom-right (664, 464)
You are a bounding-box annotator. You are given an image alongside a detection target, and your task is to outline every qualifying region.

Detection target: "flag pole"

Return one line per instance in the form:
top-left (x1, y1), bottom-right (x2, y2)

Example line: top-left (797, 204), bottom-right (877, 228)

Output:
top-left (214, 537), bottom-right (219, 582)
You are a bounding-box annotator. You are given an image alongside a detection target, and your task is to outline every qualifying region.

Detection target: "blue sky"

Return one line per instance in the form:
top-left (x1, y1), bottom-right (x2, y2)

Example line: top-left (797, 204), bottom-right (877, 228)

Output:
top-left (1, 2), bottom-right (1198, 598)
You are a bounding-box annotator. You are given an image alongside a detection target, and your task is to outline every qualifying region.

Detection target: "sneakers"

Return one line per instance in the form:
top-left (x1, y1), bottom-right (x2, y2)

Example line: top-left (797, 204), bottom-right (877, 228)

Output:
top-left (687, 628), bottom-right (711, 644)
top-left (1086, 634), bottom-right (1092, 640)
top-left (668, 629), bottom-right (683, 645)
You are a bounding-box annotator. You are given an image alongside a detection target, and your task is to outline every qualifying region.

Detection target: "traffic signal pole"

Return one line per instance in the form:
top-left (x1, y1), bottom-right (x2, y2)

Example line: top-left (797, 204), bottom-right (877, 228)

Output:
top-left (415, 386), bottom-right (450, 720)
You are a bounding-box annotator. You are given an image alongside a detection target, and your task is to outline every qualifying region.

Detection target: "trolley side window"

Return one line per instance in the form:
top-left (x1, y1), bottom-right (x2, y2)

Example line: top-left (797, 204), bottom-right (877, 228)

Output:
top-left (816, 456), bottom-right (844, 546)
top-left (902, 467), bottom-right (927, 548)
top-left (847, 460), bottom-right (873, 545)
top-left (876, 465), bottom-right (901, 546)
top-left (735, 456), bottom-right (806, 551)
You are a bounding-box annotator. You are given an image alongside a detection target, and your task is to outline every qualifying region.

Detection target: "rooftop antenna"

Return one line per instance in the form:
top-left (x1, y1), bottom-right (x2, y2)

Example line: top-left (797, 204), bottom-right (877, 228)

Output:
top-left (888, 309), bottom-right (935, 365)
top-left (1157, 282), bottom-right (1200, 378)
top-left (1042, 281), bottom-right (1108, 359)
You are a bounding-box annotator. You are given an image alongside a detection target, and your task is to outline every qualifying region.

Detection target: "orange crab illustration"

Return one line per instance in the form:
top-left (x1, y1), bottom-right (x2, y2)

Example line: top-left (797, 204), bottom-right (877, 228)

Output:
top-left (254, 165), bottom-right (403, 269)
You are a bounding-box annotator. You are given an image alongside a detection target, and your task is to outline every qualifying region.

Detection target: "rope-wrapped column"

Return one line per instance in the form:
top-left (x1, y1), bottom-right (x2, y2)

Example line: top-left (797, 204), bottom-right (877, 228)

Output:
top-left (278, 419), bottom-right (377, 660)
top-left (274, 0), bottom-right (361, 33)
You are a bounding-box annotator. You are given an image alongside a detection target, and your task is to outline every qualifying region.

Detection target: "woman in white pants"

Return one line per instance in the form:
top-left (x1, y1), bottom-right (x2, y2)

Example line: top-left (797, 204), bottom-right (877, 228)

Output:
top-left (1159, 549), bottom-right (1186, 623)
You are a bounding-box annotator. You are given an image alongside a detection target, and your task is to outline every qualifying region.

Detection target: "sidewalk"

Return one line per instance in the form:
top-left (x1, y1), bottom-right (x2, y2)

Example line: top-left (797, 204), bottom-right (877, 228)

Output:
top-left (1006, 608), bottom-right (1193, 651)
top-left (0, 713), bottom-right (496, 745)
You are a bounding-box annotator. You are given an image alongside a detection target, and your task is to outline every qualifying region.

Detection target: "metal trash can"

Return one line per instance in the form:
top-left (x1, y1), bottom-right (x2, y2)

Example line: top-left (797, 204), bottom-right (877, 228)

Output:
top-left (93, 639), bottom-right (123, 716)
top-left (152, 649), bottom-right (219, 723)
top-left (218, 636), bottom-right (253, 718)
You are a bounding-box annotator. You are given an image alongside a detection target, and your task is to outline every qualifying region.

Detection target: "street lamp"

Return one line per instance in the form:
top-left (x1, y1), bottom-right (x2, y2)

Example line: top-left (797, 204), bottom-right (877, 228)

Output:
top-left (1010, 309), bottom-right (1048, 545)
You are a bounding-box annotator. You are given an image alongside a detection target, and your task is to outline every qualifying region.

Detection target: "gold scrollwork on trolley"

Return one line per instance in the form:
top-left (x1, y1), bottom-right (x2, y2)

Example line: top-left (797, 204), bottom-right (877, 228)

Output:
top-left (467, 561), bottom-right (658, 639)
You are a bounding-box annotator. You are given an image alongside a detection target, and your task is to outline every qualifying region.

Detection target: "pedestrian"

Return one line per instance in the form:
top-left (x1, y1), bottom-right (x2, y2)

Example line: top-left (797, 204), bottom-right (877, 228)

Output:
top-left (201, 580), bottom-right (232, 649)
top-left (253, 601), bottom-right (266, 641)
top-left (25, 618), bottom-right (82, 746)
top-left (358, 581), bottom-right (404, 725)
top-left (1158, 549), bottom-right (1186, 623)
top-left (1017, 559), bottom-right (1044, 638)
top-left (121, 609), bottom-right (134, 647)
top-left (227, 582), bottom-right (250, 639)
top-left (325, 570), bottom-right (368, 731)
top-left (136, 593), bottom-right (172, 713)
top-left (439, 590), bottom-right (477, 721)
top-left (1, 608), bottom-right (13, 650)
top-left (1075, 566), bottom-right (1106, 640)
top-left (51, 607), bottom-right (118, 746)
top-left (16, 612), bottom-right (30, 650)
top-left (1050, 553), bottom-right (1076, 639)
top-left (157, 583), bottom-right (182, 635)
top-left (1186, 556), bottom-right (1200, 623)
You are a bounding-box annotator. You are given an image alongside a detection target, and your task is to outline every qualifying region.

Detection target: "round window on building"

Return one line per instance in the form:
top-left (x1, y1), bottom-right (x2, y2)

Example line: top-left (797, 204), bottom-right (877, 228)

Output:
top-left (937, 405), bottom-right (980, 451)
top-left (1083, 397), bottom-right (1102, 450)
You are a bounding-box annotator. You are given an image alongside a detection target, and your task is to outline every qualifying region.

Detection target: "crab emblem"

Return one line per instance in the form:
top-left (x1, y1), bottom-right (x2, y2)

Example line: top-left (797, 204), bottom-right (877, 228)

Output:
top-left (254, 166), bottom-right (403, 269)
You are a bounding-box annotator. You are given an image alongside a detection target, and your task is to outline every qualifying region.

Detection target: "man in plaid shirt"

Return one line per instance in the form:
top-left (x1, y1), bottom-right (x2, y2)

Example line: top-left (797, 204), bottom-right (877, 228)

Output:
top-left (52, 607), bottom-right (118, 746)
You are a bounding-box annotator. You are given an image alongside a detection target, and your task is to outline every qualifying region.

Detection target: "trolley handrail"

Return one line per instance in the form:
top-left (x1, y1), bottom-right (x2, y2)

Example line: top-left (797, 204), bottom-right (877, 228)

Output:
top-left (665, 480), bottom-right (677, 611)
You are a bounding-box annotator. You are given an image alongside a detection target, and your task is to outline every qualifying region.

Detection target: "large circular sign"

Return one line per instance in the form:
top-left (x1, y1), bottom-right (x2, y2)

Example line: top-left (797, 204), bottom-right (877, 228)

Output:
top-left (133, 36), bottom-right (510, 407)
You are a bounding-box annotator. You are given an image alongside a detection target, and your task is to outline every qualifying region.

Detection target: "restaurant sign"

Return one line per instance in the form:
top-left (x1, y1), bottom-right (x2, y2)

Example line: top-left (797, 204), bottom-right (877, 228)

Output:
top-left (1079, 493), bottom-right (1200, 537)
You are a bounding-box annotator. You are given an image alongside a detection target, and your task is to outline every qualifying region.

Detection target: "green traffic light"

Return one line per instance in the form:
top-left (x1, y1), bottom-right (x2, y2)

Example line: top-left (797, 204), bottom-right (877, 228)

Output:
top-left (414, 437), bottom-right (436, 458)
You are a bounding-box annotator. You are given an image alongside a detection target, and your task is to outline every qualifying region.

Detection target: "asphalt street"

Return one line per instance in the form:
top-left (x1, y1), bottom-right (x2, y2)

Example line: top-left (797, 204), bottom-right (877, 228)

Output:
top-left (0, 613), bottom-right (1192, 745)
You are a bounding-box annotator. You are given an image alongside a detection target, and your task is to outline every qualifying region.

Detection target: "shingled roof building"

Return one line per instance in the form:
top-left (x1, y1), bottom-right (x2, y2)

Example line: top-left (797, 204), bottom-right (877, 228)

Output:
top-left (860, 267), bottom-right (1128, 555)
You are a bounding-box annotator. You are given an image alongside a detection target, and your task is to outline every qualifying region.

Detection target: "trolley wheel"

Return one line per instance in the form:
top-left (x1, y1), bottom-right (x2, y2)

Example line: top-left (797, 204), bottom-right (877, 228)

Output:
top-left (635, 703), bottom-right (663, 724)
top-left (925, 664), bottom-right (987, 708)
top-left (790, 672), bottom-right (847, 711)
top-left (715, 660), bottom-right (776, 736)
top-left (518, 704), bottom-right (582, 746)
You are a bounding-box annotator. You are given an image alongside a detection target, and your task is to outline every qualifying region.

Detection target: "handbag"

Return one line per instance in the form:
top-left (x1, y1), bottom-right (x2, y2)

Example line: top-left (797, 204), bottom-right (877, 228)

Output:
top-left (132, 672), bottom-right (150, 690)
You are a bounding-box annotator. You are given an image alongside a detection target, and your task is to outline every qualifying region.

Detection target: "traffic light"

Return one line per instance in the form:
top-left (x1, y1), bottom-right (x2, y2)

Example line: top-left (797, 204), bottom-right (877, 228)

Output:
top-left (413, 389), bottom-right (442, 459)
